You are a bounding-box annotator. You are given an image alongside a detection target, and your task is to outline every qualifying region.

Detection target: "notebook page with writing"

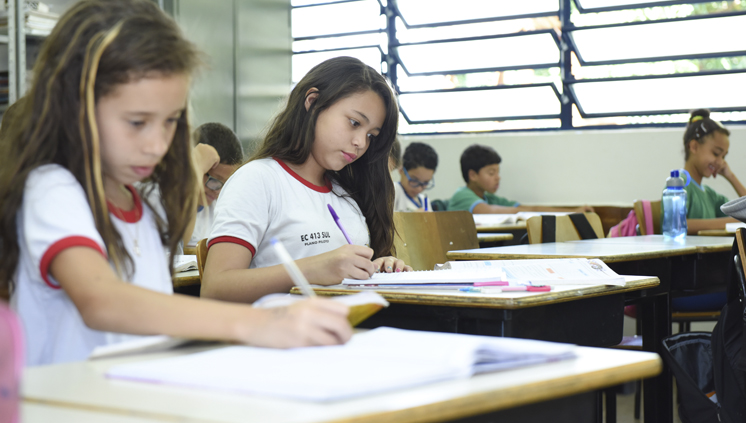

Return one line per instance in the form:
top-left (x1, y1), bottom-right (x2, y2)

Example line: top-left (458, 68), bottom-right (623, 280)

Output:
top-left (341, 268), bottom-right (506, 286)
top-left (435, 259), bottom-right (625, 286)
top-left (106, 327), bottom-right (576, 401)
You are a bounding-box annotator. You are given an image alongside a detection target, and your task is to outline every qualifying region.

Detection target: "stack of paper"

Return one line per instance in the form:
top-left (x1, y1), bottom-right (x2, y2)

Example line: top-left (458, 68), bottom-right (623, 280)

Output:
top-left (344, 258), bottom-right (625, 287)
top-left (472, 214), bottom-right (519, 226)
top-left (725, 222), bottom-right (746, 233)
top-left (106, 327), bottom-right (576, 401)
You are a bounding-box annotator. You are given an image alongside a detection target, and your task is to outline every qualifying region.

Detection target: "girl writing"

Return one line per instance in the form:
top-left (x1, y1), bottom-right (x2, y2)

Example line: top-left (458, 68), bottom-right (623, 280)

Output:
top-left (202, 57), bottom-right (411, 303)
top-left (0, 0), bottom-right (351, 366)
top-left (681, 109), bottom-right (746, 233)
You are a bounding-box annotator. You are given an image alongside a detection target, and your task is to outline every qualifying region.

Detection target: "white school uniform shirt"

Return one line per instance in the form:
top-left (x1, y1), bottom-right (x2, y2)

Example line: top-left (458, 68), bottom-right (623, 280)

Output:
top-left (187, 202), bottom-right (215, 247)
top-left (12, 164), bottom-right (172, 366)
top-left (209, 157), bottom-right (369, 268)
top-left (393, 181), bottom-right (426, 212)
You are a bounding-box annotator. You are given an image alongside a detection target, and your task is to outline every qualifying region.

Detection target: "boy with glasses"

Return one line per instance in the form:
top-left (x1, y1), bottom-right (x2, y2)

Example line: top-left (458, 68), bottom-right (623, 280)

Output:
top-left (185, 123), bottom-right (244, 247)
top-left (394, 142), bottom-right (438, 212)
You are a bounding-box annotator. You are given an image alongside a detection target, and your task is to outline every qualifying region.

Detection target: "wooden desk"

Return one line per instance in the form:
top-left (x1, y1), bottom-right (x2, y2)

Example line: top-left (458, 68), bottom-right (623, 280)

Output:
top-left (447, 235), bottom-right (731, 262)
top-left (477, 232), bottom-right (513, 244)
top-left (698, 229), bottom-right (734, 237)
top-left (445, 235), bottom-right (733, 423)
top-left (173, 270), bottom-right (199, 288)
top-left (21, 343), bottom-right (661, 423)
top-left (305, 275), bottom-right (656, 348)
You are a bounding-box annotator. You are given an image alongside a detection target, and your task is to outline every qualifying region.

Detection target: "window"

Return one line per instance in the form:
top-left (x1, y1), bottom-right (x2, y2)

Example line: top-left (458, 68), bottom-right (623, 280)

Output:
top-left (292, 0), bottom-right (746, 133)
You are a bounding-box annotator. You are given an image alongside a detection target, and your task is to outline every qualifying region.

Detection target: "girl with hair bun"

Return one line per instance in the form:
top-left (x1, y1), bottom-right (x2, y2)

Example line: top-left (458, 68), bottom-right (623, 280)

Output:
top-left (674, 109), bottom-right (746, 311)
top-left (681, 109), bottom-right (746, 234)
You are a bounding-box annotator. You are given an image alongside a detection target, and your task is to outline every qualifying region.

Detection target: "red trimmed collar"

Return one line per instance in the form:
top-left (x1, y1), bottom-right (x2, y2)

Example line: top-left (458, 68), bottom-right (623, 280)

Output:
top-left (107, 185), bottom-right (143, 223)
top-left (273, 157), bottom-right (332, 193)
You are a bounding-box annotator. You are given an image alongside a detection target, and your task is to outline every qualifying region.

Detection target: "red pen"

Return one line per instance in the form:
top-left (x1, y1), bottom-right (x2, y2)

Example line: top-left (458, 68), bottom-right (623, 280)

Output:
top-left (501, 285), bottom-right (551, 292)
top-left (473, 281), bottom-right (509, 287)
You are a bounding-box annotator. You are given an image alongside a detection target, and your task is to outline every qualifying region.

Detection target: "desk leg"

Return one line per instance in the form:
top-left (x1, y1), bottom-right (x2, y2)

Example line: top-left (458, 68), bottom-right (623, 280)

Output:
top-left (641, 292), bottom-right (672, 423)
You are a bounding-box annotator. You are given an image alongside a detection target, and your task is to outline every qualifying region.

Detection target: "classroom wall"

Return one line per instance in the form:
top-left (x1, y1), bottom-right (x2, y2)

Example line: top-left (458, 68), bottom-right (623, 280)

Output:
top-left (172, 0), bottom-right (290, 152)
top-left (399, 125), bottom-right (746, 207)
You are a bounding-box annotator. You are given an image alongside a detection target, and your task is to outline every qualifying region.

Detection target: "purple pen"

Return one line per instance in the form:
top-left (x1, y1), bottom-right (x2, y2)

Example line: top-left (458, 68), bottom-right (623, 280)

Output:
top-left (327, 204), bottom-right (353, 244)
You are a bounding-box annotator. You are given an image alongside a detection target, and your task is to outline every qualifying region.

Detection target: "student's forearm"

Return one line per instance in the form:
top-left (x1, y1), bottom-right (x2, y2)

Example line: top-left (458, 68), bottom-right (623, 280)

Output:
top-left (201, 265), bottom-right (296, 304)
top-left (685, 217), bottom-right (738, 234)
top-left (82, 281), bottom-right (266, 341)
top-left (726, 174), bottom-right (746, 197)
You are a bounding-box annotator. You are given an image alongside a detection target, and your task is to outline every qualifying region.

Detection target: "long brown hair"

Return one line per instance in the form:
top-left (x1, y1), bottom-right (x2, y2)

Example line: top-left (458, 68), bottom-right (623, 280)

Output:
top-left (0, 0), bottom-right (201, 293)
top-left (252, 57), bottom-right (398, 258)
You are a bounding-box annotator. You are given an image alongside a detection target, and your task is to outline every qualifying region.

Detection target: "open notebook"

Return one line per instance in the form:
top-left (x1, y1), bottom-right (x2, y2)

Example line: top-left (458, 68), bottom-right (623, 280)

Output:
top-left (342, 258), bottom-right (625, 288)
top-left (106, 327), bottom-right (577, 401)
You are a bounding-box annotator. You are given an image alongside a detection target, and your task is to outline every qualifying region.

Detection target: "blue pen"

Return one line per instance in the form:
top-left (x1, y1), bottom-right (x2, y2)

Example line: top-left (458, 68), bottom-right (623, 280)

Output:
top-left (424, 196), bottom-right (429, 212)
top-left (327, 204), bottom-right (353, 244)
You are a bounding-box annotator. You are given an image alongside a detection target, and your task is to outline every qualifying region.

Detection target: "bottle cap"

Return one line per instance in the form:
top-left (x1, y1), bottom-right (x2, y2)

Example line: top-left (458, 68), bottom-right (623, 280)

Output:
top-left (670, 170), bottom-right (680, 178)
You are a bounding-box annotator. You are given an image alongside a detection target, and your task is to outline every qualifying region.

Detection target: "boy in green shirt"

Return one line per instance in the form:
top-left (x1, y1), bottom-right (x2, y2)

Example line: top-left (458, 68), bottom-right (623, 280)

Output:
top-left (449, 144), bottom-right (591, 214)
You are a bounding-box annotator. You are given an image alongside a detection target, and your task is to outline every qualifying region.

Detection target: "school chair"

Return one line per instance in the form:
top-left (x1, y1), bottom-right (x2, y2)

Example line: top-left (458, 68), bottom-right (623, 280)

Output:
top-left (633, 199), bottom-right (721, 333)
top-left (393, 211), bottom-right (478, 271)
top-left (196, 238), bottom-right (208, 281)
top-left (525, 213), bottom-right (604, 244)
top-left (632, 199), bottom-right (661, 235)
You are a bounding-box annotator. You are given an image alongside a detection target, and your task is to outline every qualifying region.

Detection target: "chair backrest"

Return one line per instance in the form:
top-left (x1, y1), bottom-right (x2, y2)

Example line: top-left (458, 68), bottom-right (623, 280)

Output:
top-left (633, 200), bottom-right (662, 235)
top-left (393, 211), bottom-right (478, 271)
top-left (0, 302), bottom-right (23, 422)
top-left (196, 238), bottom-right (208, 279)
top-left (526, 213), bottom-right (605, 244)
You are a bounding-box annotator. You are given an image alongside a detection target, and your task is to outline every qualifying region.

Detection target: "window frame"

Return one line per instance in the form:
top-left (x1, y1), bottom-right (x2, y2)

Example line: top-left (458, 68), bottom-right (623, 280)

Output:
top-left (292, 0), bottom-right (746, 133)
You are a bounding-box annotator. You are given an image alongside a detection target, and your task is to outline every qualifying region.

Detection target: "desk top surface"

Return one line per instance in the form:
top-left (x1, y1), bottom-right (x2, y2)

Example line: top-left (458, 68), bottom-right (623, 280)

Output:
top-left (22, 342), bottom-right (661, 423)
top-left (447, 235), bottom-right (732, 262)
top-left (304, 275), bottom-right (658, 309)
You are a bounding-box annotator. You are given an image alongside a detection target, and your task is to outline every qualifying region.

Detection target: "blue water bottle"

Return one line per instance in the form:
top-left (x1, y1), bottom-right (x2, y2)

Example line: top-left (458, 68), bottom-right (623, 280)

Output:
top-left (662, 170), bottom-right (687, 242)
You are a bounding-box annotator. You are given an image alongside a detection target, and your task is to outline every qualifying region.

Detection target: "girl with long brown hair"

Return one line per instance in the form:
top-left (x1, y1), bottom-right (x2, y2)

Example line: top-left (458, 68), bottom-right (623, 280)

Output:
top-left (0, 0), bottom-right (351, 366)
top-left (202, 57), bottom-right (411, 303)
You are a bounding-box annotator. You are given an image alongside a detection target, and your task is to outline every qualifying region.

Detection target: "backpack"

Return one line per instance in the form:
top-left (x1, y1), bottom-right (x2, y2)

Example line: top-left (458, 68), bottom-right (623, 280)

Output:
top-left (0, 301), bottom-right (23, 423)
top-left (608, 200), bottom-right (653, 237)
top-left (608, 210), bottom-right (638, 237)
top-left (711, 241), bottom-right (746, 423)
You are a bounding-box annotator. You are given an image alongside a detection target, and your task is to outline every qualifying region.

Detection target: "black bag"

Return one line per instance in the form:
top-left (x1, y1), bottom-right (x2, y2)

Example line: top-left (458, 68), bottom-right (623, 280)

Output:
top-left (710, 249), bottom-right (746, 423)
top-left (661, 332), bottom-right (720, 423)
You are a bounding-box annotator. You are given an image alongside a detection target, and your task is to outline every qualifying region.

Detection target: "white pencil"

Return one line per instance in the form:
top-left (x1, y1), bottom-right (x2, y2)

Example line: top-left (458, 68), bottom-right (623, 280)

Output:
top-left (271, 237), bottom-right (316, 297)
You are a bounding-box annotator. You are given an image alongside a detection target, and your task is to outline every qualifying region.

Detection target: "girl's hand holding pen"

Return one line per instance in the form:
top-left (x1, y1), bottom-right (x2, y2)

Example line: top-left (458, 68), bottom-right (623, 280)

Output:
top-left (373, 256), bottom-right (413, 273)
top-left (248, 298), bottom-right (352, 347)
top-left (301, 244), bottom-right (376, 285)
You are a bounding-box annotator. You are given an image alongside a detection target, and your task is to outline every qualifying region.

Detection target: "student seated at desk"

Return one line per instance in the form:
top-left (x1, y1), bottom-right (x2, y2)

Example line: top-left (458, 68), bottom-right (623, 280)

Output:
top-left (184, 123), bottom-right (243, 248)
top-left (679, 109), bottom-right (746, 234)
top-left (394, 142), bottom-right (437, 212)
top-left (202, 57), bottom-right (412, 304)
top-left (0, 0), bottom-right (352, 366)
top-left (449, 144), bottom-right (591, 214)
